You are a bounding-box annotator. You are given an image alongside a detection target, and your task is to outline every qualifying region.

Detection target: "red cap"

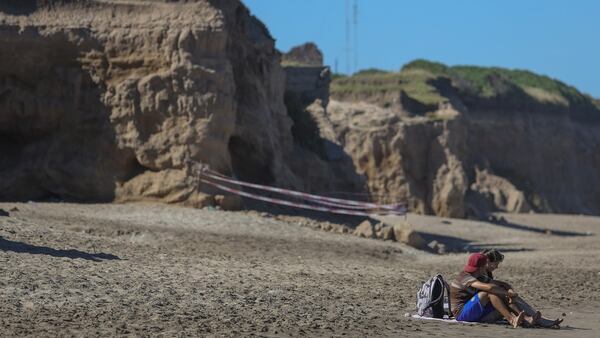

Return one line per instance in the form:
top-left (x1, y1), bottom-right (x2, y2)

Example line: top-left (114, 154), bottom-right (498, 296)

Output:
top-left (464, 253), bottom-right (488, 273)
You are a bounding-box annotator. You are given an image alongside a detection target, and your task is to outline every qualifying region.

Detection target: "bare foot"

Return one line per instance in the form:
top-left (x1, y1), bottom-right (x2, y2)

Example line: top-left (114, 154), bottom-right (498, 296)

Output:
top-left (528, 311), bottom-right (541, 326)
top-left (510, 311), bottom-right (525, 328)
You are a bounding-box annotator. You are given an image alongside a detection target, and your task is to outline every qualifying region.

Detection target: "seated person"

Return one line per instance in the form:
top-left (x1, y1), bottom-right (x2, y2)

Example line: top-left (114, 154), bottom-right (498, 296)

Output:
top-left (449, 253), bottom-right (527, 327)
top-left (481, 249), bottom-right (563, 329)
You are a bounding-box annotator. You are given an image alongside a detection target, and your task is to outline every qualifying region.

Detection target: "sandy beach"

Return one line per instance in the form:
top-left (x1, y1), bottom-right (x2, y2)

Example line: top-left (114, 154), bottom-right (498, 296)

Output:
top-left (1, 202), bottom-right (599, 337)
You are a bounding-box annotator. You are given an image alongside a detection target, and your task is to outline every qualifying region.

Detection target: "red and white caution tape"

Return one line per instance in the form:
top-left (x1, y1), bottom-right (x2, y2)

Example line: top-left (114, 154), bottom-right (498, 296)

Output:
top-left (200, 178), bottom-right (406, 216)
top-left (201, 169), bottom-right (406, 212)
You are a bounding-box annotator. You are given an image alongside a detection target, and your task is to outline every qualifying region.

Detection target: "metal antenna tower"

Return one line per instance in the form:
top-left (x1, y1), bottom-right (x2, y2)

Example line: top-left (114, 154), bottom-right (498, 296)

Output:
top-left (353, 0), bottom-right (358, 73)
top-left (345, 0), bottom-right (351, 74)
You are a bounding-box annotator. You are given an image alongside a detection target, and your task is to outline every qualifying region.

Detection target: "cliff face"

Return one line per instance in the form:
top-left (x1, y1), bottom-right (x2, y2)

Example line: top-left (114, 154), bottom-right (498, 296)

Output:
top-left (282, 65), bottom-right (367, 197)
top-left (329, 61), bottom-right (600, 217)
top-left (0, 0), bottom-right (305, 205)
top-left (281, 42), bottom-right (323, 66)
top-left (2, 2), bottom-right (598, 218)
top-left (464, 109), bottom-right (600, 214)
top-left (324, 101), bottom-right (467, 216)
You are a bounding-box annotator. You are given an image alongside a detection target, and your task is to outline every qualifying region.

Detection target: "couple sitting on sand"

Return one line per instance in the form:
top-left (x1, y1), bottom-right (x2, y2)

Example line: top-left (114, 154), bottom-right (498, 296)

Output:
top-left (450, 249), bottom-right (563, 328)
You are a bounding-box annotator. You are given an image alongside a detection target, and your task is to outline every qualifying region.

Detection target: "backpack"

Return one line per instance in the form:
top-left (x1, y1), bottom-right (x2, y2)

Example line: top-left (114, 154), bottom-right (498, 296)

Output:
top-left (416, 274), bottom-right (452, 318)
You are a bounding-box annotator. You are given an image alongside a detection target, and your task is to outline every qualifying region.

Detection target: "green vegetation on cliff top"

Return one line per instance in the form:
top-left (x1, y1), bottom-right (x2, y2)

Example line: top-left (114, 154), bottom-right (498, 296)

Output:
top-left (331, 59), bottom-right (599, 114)
top-left (331, 66), bottom-right (447, 106)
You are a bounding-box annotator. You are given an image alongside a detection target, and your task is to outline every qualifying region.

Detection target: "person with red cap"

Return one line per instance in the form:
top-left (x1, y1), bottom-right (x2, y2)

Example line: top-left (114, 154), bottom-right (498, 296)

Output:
top-left (480, 249), bottom-right (563, 328)
top-left (449, 252), bottom-right (527, 327)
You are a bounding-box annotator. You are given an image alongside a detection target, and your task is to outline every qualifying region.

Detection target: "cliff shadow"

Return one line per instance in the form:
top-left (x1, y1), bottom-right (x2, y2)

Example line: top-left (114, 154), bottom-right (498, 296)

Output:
top-left (0, 0), bottom-right (38, 15)
top-left (284, 90), bottom-right (327, 158)
top-left (233, 141), bottom-right (372, 228)
top-left (226, 71), bottom-right (370, 227)
top-left (228, 136), bottom-right (275, 185)
top-left (0, 27), bottom-right (132, 202)
top-left (226, 131), bottom-right (372, 227)
top-left (0, 1), bottom-right (84, 16)
top-left (0, 236), bottom-right (120, 262)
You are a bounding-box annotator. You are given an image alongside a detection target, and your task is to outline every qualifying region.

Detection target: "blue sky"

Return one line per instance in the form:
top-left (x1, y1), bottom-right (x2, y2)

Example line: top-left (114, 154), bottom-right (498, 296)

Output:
top-left (243, 0), bottom-right (600, 97)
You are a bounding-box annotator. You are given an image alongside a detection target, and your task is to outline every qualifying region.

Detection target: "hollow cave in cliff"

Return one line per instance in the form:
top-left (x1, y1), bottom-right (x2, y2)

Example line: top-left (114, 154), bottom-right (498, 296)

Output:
top-left (0, 32), bottom-right (120, 201)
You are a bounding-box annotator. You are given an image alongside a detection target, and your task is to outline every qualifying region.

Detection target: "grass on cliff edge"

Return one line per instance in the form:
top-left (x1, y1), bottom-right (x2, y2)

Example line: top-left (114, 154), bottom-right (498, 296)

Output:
top-left (331, 59), bottom-right (599, 110)
top-left (330, 67), bottom-right (448, 106)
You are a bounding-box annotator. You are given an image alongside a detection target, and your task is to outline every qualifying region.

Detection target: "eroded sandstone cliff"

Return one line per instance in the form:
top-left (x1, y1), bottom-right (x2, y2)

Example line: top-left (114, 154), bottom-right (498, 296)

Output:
top-left (0, 0), bottom-right (313, 205)
top-left (329, 61), bottom-right (600, 217)
top-left (2, 2), bottom-right (598, 218)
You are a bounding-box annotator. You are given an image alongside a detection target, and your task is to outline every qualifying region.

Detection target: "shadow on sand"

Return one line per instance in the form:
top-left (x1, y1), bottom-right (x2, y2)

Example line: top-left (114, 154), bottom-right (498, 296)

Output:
top-left (484, 215), bottom-right (592, 237)
top-left (418, 232), bottom-right (535, 254)
top-left (416, 214), bottom-right (594, 254)
top-left (241, 198), bottom-right (370, 228)
top-left (0, 236), bottom-right (120, 262)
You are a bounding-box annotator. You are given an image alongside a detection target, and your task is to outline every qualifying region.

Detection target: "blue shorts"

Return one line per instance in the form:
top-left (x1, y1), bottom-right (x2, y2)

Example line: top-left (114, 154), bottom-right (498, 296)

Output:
top-left (457, 293), bottom-right (495, 322)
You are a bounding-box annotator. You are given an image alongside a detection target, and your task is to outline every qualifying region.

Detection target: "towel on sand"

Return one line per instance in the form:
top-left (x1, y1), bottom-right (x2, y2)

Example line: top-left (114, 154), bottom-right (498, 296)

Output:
top-left (411, 314), bottom-right (508, 325)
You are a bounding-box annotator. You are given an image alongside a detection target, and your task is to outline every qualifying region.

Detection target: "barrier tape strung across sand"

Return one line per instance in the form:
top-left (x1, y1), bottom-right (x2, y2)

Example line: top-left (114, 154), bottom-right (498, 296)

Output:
top-left (201, 169), bottom-right (406, 212)
top-left (200, 178), bottom-right (407, 216)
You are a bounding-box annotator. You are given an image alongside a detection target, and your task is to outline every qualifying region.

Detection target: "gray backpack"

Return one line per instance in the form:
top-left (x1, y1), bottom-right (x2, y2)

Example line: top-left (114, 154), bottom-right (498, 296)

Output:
top-left (416, 274), bottom-right (452, 318)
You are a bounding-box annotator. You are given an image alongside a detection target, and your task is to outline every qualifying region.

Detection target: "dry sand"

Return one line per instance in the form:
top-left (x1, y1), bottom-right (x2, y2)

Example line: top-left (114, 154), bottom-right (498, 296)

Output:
top-left (1, 202), bottom-right (599, 337)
